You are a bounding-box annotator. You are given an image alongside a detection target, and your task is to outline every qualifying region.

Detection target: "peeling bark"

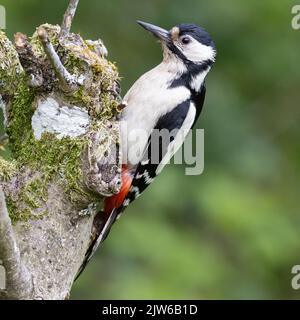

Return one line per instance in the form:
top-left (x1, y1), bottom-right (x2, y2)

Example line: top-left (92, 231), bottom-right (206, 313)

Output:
top-left (0, 0), bottom-right (121, 299)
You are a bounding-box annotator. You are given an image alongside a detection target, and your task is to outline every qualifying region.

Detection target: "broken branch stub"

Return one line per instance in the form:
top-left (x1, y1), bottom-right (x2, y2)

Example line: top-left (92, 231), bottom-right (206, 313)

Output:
top-left (37, 26), bottom-right (81, 93)
top-left (14, 32), bottom-right (44, 88)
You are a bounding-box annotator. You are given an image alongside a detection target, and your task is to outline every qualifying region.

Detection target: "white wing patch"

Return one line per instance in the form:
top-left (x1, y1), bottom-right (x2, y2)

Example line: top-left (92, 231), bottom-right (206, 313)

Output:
top-left (143, 171), bottom-right (155, 184)
top-left (131, 186), bottom-right (141, 199)
top-left (156, 102), bottom-right (196, 174)
top-left (136, 171), bottom-right (155, 184)
top-left (122, 199), bottom-right (130, 207)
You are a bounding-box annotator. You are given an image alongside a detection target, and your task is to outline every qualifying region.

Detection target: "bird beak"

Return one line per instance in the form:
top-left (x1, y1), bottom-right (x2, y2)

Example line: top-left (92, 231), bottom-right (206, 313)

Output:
top-left (137, 21), bottom-right (170, 43)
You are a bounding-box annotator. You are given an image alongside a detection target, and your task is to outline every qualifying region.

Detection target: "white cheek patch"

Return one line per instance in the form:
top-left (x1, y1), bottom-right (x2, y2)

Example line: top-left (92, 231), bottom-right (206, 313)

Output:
top-left (178, 38), bottom-right (215, 64)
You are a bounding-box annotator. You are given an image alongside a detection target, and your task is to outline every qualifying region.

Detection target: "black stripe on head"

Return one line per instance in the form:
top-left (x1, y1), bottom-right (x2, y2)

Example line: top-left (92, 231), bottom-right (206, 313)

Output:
top-left (177, 24), bottom-right (216, 50)
top-left (167, 41), bottom-right (190, 64)
top-left (169, 59), bottom-right (213, 89)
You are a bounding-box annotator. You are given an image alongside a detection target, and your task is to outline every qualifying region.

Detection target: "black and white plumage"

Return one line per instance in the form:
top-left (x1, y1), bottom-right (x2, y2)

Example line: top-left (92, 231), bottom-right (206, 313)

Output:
top-left (119, 21), bottom-right (216, 211)
top-left (76, 21), bottom-right (216, 279)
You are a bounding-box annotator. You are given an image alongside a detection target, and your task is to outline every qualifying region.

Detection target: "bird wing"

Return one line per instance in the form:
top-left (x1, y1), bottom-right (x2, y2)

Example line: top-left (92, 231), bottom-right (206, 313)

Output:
top-left (119, 87), bottom-right (206, 213)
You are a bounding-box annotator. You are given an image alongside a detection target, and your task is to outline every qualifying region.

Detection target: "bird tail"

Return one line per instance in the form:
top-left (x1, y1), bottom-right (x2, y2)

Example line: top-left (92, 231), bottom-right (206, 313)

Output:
top-left (74, 166), bottom-right (133, 281)
top-left (74, 208), bottom-right (120, 281)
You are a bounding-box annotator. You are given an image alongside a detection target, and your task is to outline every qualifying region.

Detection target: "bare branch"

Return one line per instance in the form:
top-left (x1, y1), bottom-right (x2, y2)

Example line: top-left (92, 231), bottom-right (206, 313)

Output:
top-left (37, 27), bottom-right (83, 92)
top-left (0, 187), bottom-right (32, 299)
top-left (60, 0), bottom-right (80, 38)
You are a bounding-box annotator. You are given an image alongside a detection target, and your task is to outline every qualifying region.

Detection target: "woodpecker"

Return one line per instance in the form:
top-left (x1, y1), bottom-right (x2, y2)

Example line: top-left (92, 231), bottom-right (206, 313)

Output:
top-left (77, 21), bottom-right (216, 278)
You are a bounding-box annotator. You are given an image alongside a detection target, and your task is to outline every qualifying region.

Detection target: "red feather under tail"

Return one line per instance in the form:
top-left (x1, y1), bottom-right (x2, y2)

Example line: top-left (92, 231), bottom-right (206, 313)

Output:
top-left (104, 165), bottom-right (132, 218)
top-left (75, 166), bottom-right (133, 281)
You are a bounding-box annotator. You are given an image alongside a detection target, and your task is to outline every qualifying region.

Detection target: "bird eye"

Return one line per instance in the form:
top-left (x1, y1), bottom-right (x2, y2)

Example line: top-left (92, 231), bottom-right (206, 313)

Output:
top-left (181, 36), bottom-right (191, 45)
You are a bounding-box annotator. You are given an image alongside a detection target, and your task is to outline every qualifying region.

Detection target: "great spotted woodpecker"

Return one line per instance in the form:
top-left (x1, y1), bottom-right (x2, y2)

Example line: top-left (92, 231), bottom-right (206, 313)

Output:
top-left (77, 21), bottom-right (216, 277)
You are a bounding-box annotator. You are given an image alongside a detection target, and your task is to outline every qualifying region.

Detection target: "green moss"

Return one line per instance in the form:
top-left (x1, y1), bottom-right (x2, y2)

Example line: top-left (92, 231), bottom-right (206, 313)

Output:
top-left (31, 24), bottom-right (120, 120)
top-left (4, 132), bottom-right (94, 222)
top-left (17, 132), bottom-right (91, 200)
top-left (30, 24), bottom-right (61, 59)
top-left (72, 86), bottom-right (92, 105)
top-left (68, 57), bottom-right (120, 119)
top-left (8, 177), bottom-right (49, 224)
top-left (98, 92), bottom-right (120, 118)
top-left (0, 157), bottom-right (17, 182)
top-left (1, 24), bottom-right (120, 222)
top-left (6, 81), bottom-right (36, 154)
top-left (6, 188), bottom-right (48, 225)
top-left (0, 31), bottom-right (24, 95)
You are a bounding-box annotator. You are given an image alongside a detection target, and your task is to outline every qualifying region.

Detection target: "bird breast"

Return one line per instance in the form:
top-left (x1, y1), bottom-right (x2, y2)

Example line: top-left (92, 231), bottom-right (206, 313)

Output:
top-left (120, 63), bottom-right (191, 167)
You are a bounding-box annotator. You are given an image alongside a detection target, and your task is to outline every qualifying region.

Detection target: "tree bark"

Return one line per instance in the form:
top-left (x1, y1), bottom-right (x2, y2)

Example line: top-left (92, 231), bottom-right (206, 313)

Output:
top-left (0, 0), bottom-right (121, 299)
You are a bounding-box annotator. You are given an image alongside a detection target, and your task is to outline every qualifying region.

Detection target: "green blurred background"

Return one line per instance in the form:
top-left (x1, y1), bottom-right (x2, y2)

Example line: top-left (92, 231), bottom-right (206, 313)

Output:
top-left (1, 0), bottom-right (300, 299)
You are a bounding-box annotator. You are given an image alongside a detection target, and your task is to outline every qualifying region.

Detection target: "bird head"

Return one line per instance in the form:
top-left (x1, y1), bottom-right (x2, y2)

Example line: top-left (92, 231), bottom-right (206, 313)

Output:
top-left (137, 21), bottom-right (216, 67)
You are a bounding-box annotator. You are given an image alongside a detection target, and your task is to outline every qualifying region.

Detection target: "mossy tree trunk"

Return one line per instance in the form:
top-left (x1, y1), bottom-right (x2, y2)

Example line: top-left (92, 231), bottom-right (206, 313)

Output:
top-left (0, 0), bottom-right (121, 299)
